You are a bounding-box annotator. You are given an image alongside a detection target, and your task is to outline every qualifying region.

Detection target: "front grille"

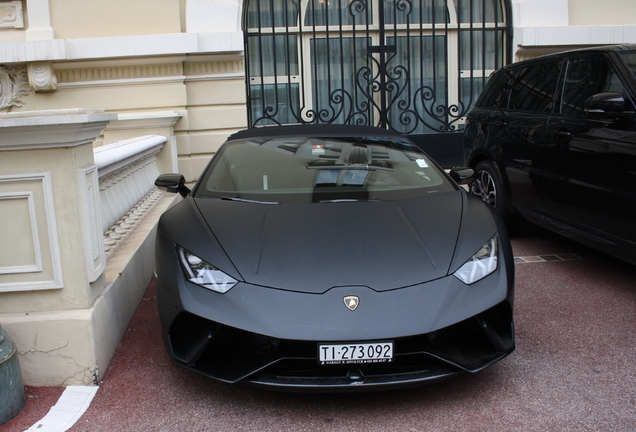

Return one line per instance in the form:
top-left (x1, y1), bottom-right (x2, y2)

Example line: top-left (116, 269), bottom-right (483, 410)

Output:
top-left (167, 301), bottom-right (514, 388)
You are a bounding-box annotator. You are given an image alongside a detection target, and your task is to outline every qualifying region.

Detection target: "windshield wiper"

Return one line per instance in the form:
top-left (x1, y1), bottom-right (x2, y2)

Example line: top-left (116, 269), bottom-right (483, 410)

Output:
top-left (221, 197), bottom-right (279, 205)
top-left (307, 164), bottom-right (393, 172)
top-left (319, 199), bottom-right (380, 203)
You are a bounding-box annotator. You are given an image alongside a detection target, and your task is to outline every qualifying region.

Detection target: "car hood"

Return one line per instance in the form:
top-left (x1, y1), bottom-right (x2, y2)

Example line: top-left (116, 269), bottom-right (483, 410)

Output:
top-left (193, 192), bottom-right (465, 293)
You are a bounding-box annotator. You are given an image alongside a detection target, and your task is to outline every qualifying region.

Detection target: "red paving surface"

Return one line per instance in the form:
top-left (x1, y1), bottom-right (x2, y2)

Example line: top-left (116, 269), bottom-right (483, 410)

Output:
top-left (2, 225), bottom-right (636, 431)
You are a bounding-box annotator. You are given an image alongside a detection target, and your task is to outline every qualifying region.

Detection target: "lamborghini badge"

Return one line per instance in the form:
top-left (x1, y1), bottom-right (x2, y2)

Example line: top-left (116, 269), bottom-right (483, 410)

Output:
top-left (343, 295), bottom-right (360, 311)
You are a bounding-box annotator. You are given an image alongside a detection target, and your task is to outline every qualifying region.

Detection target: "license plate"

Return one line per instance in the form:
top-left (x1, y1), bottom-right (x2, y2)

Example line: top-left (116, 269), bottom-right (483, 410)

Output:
top-left (318, 341), bottom-right (393, 365)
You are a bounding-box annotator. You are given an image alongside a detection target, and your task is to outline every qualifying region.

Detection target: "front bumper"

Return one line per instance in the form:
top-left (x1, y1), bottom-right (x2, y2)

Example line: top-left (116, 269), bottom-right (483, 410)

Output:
top-left (164, 300), bottom-right (514, 392)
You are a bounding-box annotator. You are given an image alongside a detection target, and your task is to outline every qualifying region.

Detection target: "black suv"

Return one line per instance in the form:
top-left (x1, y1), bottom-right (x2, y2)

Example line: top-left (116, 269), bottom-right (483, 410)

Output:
top-left (464, 44), bottom-right (636, 265)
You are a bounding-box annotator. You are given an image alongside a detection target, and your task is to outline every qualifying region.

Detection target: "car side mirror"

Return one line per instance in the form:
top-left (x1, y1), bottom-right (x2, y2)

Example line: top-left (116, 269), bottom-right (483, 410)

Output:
top-left (449, 167), bottom-right (476, 185)
top-left (585, 92), bottom-right (625, 118)
top-left (155, 174), bottom-right (191, 197)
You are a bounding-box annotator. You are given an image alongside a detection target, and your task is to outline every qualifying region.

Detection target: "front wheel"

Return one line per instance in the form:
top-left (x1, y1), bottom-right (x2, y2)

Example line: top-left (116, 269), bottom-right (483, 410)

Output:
top-left (470, 160), bottom-right (520, 232)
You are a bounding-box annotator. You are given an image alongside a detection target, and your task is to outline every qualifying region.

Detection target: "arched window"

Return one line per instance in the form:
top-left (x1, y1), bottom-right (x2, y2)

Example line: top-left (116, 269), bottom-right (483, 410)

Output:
top-left (244, 0), bottom-right (511, 160)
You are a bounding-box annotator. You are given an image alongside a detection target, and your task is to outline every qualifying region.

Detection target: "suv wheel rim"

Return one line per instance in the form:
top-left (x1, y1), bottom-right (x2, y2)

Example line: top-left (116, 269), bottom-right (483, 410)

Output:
top-left (472, 170), bottom-right (496, 206)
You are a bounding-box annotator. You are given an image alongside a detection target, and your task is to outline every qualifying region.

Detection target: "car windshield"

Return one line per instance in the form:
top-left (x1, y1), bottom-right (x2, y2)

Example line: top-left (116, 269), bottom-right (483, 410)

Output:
top-left (195, 136), bottom-right (455, 203)
top-left (619, 50), bottom-right (636, 77)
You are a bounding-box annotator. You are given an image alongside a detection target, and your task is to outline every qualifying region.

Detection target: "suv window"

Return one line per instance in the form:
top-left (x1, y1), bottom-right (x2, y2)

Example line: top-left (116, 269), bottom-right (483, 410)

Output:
top-left (508, 60), bottom-right (562, 113)
top-left (560, 56), bottom-right (634, 115)
top-left (620, 50), bottom-right (636, 77)
top-left (475, 69), bottom-right (513, 109)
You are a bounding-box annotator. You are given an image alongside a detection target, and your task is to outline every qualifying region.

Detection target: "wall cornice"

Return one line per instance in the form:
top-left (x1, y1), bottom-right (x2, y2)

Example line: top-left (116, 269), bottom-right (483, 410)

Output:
top-left (0, 32), bottom-right (244, 64)
top-left (0, 109), bottom-right (118, 150)
top-left (516, 24), bottom-right (636, 47)
top-left (107, 111), bottom-right (182, 131)
top-left (46, 57), bottom-right (245, 89)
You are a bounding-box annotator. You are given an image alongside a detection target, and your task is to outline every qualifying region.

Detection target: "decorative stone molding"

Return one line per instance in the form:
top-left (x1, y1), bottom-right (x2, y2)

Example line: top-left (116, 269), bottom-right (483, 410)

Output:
top-left (184, 57), bottom-right (245, 81)
top-left (27, 62), bottom-right (58, 92)
top-left (0, 1), bottom-right (24, 29)
top-left (106, 111), bottom-right (182, 131)
top-left (98, 151), bottom-right (162, 232)
top-left (184, 59), bottom-right (244, 76)
top-left (0, 109), bottom-right (116, 150)
top-left (0, 65), bottom-right (30, 110)
top-left (0, 172), bottom-right (64, 293)
top-left (102, 187), bottom-right (164, 259)
top-left (55, 63), bottom-right (184, 89)
top-left (25, 0), bottom-right (54, 41)
top-left (94, 134), bottom-right (166, 179)
top-left (93, 135), bottom-right (167, 258)
top-left (103, 112), bottom-right (181, 174)
top-left (78, 165), bottom-right (106, 283)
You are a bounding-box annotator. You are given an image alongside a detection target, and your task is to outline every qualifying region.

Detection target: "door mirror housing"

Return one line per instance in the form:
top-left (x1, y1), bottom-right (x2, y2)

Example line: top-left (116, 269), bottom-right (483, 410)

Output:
top-left (585, 92), bottom-right (625, 118)
top-left (449, 167), bottom-right (476, 185)
top-left (155, 174), bottom-right (191, 197)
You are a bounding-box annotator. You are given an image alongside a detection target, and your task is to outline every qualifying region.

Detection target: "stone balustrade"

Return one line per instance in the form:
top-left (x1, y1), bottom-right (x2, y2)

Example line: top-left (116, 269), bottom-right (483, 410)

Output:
top-left (0, 110), bottom-right (180, 387)
top-left (93, 135), bottom-right (167, 258)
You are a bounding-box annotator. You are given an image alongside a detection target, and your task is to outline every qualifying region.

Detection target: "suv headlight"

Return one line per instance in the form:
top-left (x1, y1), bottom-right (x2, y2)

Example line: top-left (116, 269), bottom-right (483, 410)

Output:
top-left (178, 247), bottom-right (238, 293)
top-left (453, 236), bottom-right (498, 285)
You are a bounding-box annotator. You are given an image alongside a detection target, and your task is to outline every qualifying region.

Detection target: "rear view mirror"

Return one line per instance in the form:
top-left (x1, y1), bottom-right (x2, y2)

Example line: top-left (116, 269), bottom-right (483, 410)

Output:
top-left (155, 174), bottom-right (191, 197)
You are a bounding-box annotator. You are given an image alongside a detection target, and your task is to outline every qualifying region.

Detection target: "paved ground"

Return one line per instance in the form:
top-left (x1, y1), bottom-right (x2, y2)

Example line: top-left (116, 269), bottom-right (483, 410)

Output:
top-left (3, 224), bottom-right (636, 431)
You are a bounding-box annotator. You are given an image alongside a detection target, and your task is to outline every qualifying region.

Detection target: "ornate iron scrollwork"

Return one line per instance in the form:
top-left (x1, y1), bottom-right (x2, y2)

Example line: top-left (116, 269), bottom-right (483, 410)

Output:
top-left (245, 0), bottom-right (510, 136)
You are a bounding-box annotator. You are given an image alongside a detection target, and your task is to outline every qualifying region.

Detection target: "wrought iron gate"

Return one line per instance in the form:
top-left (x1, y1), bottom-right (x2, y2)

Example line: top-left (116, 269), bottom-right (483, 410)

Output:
top-left (243, 0), bottom-right (512, 164)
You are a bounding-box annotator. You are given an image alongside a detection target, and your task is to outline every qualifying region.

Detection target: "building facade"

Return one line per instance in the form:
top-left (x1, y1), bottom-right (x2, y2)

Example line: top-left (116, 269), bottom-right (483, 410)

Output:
top-left (0, 0), bottom-right (635, 385)
top-left (1, 0), bottom-right (636, 177)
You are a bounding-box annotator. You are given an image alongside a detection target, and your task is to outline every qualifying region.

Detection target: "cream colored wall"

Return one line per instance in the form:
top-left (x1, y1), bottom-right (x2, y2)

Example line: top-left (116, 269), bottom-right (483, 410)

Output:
top-left (569, 0), bottom-right (636, 25)
top-left (513, 0), bottom-right (636, 59)
top-left (0, 146), bottom-right (94, 314)
top-left (49, 0), bottom-right (182, 39)
top-left (17, 83), bottom-right (187, 113)
top-left (7, 54), bottom-right (247, 182)
top-left (179, 55), bottom-right (247, 181)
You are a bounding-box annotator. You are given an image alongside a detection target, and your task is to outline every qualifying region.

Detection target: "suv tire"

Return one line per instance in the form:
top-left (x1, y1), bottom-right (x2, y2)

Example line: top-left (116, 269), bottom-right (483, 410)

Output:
top-left (471, 160), bottom-right (520, 233)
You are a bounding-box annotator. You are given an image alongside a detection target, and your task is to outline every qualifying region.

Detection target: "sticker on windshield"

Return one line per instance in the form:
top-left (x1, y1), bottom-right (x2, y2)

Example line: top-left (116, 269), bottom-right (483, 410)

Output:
top-left (416, 159), bottom-right (428, 168)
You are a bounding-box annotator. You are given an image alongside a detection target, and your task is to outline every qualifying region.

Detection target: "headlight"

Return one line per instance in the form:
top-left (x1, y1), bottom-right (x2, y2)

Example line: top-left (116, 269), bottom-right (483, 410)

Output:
top-left (453, 236), bottom-right (498, 285)
top-left (177, 247), bottom-right (238, 293)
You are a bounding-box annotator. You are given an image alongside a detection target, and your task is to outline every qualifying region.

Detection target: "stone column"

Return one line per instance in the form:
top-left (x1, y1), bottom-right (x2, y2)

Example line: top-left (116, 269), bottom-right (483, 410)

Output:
top-left (25, 0), bottom-right (55, 41)
top-left (0, 109), bottom-right (117, 386)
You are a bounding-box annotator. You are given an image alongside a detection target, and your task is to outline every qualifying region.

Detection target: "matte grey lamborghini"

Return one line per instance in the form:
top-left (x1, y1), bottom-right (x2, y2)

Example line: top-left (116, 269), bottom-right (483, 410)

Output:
top-left (154, 124), bottom-right (515, 392)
